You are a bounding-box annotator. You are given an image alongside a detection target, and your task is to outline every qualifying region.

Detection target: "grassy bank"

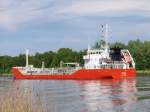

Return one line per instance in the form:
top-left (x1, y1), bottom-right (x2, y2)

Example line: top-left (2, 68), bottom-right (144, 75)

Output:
top-left (137, 70), bottom-right (150, 76)
top-left (0, 74), bottom-right (12, 77)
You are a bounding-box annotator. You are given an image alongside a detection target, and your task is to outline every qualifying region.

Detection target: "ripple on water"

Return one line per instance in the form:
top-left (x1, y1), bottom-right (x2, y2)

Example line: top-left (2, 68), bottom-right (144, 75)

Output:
top-left (0, 76), bottom-right (150, 112)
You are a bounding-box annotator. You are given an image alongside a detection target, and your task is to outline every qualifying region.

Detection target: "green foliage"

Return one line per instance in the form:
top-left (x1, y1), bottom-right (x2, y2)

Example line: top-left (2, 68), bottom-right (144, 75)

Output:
top-left (110, 42), bottom-right (127, 49)
top-left (0, 48), bottom-right (86, 74)
top-left (93, 40), bottom-right (106, 48)
top-left (127, 40), bottom-right (150, 70)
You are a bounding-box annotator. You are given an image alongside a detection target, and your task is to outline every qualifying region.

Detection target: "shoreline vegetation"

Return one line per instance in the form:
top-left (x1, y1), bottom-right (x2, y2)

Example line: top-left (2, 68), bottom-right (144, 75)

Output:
top-left (0, 74), bottom-right (12, 77)
top-left (137, 70), bottom-right (150, 76)
top-left (0, 87), bottom-right (45, 112)
top-left (0, 39), bottom-right (150, 76)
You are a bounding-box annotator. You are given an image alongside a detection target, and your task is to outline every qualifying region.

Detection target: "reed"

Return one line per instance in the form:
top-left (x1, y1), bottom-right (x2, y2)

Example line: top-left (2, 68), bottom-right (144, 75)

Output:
top-left (0, 87), bottom-right (46, 112)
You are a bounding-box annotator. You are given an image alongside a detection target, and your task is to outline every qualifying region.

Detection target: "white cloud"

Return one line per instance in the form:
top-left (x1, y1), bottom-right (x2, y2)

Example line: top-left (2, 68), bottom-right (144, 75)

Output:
top-left (58, 0), bottom-right (150, 17)
top-left (0, 0), bottom-right (60, 31)
top-left (0, 0), bottom-right (150, 31)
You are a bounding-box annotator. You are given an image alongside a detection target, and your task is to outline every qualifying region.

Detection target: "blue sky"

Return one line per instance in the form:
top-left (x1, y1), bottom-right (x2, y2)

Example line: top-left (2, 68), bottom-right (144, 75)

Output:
top-left (0, 0), bottom-right (150, 55)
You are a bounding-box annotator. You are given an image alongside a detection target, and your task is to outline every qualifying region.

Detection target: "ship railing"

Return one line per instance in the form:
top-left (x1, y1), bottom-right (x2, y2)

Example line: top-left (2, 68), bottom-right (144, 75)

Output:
top-left (104, 61), bottom-right (124, 64)
top-left (98, 63), bottom-right (126, 69)
top-left (19, 67), bottom-right (81, 75)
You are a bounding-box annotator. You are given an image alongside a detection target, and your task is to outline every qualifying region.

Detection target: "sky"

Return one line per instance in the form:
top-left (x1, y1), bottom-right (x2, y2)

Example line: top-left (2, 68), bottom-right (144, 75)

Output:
top-left (0, 0), bottom-right (150, 56)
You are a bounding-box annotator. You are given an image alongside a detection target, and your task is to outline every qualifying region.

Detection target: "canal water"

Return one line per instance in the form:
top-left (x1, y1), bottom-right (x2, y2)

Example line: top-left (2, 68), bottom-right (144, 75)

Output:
top-left (0, 76), bottom-right (150, 112)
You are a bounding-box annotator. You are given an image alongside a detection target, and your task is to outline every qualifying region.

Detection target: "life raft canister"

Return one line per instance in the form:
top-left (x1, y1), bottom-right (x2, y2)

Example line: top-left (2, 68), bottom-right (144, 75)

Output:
top-left (124, 52), bottom-right (132, 63)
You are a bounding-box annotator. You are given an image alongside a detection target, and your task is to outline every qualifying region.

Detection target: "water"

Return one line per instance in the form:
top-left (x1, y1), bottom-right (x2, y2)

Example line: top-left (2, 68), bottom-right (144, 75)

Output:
top-left (0, 76), bottom-right (150, 112)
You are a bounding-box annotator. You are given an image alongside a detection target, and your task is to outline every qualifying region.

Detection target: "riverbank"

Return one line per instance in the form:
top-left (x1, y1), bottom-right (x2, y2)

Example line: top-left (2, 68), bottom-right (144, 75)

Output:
top-left (137, 70), bottom-right (150, 76)
top-left (0, 74), bottom-right (12, 77)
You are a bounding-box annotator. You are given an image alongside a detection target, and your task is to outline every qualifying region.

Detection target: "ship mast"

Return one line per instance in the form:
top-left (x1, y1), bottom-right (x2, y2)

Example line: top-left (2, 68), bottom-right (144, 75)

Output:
top-left (26, 49), bottom-right (29, 68)
top-left (101, 24), bottom-right (110, 59)
top-left (101, 24), bottom-right (109, 49)
top-left (105, 24), bottom-right (109, 49)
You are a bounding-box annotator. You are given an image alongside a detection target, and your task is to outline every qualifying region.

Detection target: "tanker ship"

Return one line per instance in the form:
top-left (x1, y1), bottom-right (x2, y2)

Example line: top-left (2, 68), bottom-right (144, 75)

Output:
top-left (12, 25), bottom-right (136, 79)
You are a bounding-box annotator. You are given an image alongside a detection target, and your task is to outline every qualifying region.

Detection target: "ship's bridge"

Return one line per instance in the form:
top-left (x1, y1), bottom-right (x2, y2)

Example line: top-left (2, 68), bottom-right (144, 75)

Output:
top-left (83, 48), bottom-right (110, 69)
top-left (83, 48), bottom-right (135, 69)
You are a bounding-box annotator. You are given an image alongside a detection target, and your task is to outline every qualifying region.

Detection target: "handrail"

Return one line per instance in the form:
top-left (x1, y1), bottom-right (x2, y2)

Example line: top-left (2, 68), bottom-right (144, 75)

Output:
top-left (19, 67), bottom-right (81, 75)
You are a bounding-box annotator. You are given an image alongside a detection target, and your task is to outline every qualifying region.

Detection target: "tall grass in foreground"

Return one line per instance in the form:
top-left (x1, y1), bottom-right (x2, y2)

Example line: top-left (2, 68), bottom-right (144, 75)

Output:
top-left (0, 88), bottom-right (46, 112)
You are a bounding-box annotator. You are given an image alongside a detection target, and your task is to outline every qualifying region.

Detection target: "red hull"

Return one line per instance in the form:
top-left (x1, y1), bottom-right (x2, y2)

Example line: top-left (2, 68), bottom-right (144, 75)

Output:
top-left (12, 68), bottom-right (136, 80)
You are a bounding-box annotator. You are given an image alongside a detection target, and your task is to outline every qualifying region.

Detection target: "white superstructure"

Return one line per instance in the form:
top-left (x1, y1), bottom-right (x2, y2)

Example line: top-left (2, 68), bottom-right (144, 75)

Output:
top-left (83, 25), bottom-right (135, 69)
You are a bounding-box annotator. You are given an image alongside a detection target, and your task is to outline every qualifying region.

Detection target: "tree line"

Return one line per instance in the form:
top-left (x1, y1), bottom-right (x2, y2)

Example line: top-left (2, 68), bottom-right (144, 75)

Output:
top-left (0, 39), bottom-right (150, 74)
top-left (0, 48), bottom-right (86, 74)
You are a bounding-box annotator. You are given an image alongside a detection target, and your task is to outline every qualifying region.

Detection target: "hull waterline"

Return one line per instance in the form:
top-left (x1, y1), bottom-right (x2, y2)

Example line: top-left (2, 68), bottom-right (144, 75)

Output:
top-left (12, 68), bottom-right (136, 80)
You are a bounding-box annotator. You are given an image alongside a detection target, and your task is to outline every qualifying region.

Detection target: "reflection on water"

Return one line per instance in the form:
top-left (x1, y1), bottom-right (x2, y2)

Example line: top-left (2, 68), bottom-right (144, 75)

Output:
top-left (0, 77), bottom-right (150, 112)
top-left (77, 79), bottom-right (137, 112)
